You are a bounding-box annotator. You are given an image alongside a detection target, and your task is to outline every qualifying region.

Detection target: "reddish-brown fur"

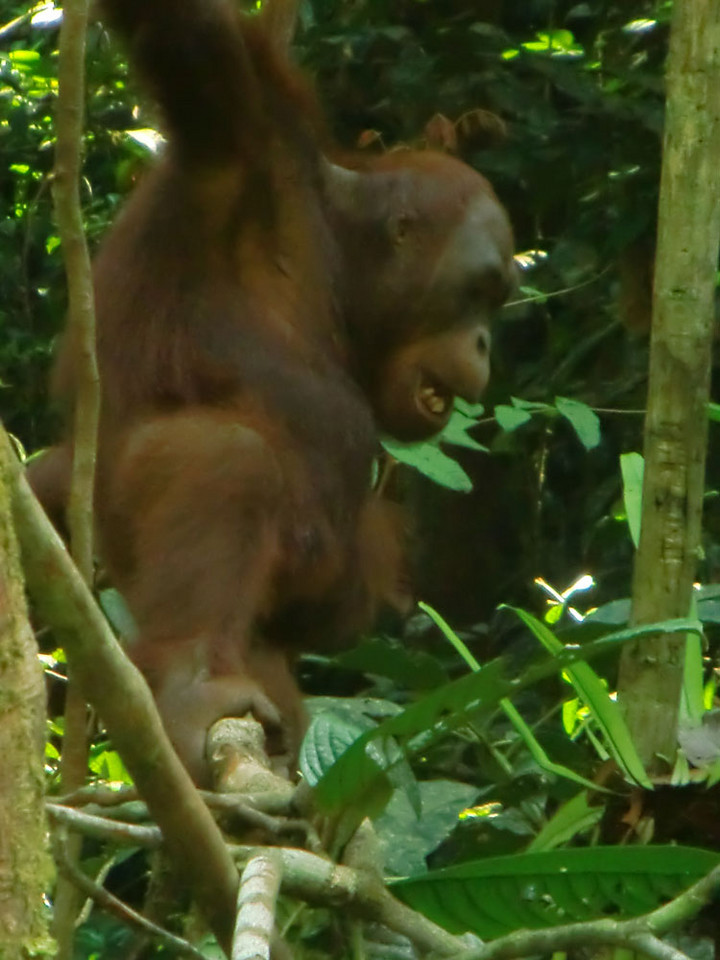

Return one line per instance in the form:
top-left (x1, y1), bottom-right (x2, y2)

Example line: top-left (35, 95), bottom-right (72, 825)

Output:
top-left (31, 0), bottom-right (515, 782)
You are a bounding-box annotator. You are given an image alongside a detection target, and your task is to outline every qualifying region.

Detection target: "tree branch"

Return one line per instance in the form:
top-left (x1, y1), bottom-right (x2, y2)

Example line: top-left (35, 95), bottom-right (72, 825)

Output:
top-left (51, 0), bottom-right (101, 948)
top-left (47, 803), bottom-right (163, 848)
top-left (2, 427), bottom-right (239, 954)
top-left (232, 851), bottom-right (283, 960)
top-left (232, 846), bottom-right (464, 957)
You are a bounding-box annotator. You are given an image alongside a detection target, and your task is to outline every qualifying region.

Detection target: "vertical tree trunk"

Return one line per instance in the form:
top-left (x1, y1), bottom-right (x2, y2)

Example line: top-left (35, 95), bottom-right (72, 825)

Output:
top-left (618, 0), bottom-right (720, 770)
top-left (51, 0), bottom-right (99, 952)
top-left (0, 448), bottom-right (54, 958)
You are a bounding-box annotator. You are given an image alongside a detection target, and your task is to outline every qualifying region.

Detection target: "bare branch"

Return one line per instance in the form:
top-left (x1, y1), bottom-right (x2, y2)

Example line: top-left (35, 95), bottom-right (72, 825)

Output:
top-left (231, 846), bottom-right (464, 957)
top-left (47, 803), bottom-right (162, 848)
top-left (232, 851), bottom-right (283, 960)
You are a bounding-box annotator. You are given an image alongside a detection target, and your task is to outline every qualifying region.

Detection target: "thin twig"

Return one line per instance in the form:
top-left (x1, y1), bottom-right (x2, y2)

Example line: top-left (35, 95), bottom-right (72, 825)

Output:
top-left (47, 803), bottom-right (163, 848)
top-left (57, 784), bottom-right (139, 807)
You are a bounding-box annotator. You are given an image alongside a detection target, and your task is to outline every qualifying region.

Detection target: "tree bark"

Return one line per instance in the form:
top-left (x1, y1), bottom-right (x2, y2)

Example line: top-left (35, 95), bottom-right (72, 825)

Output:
top-left (618, 0), bottom-right (720, 769)
top-left (0, 449), bottom-right (54, 959)
top-left (51, 0), bottom-right (100, 951)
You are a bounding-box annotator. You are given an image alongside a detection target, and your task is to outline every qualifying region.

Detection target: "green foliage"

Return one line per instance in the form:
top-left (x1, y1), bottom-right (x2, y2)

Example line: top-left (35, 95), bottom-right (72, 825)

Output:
top-left (508, 605), bottom-right (652, 787)
top-left (382, 434), bottom-right (474, 492)
top-left (620, 451), bottom-right (644, 548)
top-left (495, 396), bottom-right (601, 450)
top-left (392, 846), bottom-right (720, 939)
top-left (6, 0), bottom-right (719, 954)
top-left (310, 617), bottom-right (698, 817)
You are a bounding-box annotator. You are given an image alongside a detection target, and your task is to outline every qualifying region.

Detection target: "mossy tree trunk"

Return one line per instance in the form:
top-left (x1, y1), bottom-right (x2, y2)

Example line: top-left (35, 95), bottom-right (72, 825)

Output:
top-left (0, 450), bottom-right (54, 959)
top-left (618, 0), bottom-right (720, 770)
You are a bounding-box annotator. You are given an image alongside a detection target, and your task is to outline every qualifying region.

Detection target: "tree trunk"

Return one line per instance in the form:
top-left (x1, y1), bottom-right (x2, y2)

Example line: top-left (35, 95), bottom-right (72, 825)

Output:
top-left (0, 448), bottom-right (54, 958)
top-left (618, 0), bottom-right (720, 770)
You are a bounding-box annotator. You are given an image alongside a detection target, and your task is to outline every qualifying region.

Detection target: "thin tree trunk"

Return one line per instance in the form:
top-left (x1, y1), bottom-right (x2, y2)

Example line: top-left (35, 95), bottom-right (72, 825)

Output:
top-left (51, 0), bottom-right (100, 952)
top-left (618, 0), bottom-right (720, 770)
top-left (0, 446), bottom-right (54, 959)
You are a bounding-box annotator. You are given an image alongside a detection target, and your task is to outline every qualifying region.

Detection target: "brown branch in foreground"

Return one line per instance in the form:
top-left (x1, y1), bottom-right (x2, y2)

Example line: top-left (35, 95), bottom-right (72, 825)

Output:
top-left (1, 428), bottom-right (239, 955)
top-left (43, 793), bottom-right (720, 960)
top-left (232, 851), bottom-right (283, 960)
top-left (53, 834), bottom-right (207, 960)
top-left (232, 846), bottom-right (464, 957)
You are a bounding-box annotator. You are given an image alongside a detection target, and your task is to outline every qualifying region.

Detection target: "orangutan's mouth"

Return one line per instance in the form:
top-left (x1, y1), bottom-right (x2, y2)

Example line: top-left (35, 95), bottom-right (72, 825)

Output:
top-left (417, 373), bottom-right (452, 419)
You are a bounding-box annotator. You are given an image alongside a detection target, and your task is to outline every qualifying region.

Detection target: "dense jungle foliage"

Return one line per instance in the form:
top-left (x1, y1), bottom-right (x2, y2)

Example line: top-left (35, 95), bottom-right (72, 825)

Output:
top-left (3, 1), bottom-right (720, 958)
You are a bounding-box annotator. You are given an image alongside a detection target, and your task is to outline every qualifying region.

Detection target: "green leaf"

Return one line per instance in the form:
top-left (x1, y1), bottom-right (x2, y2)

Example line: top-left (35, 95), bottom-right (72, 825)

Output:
top-left (337, 637), bottom-right (448, 690)
top-left (707, 402), bottom-right (720, 422)
top-left (420, 603), bottom-right (612, 792)
top-left (314, 623), bottom-right (688, 812)
top-left (495, 404), bottom-right (532, 432)
top-left (374, 780), bottom-right (479, 877)
top-left (440, 410), bottom-right (488, 452)
top-left (89, 745), bottom-right (132, 783)
top-left (8, 49), bottom-right (41, 64)
top-left (620, 452), bottom-right (644, 548)
top-left (555, 397), bottom-right (601, 449)
top-left (391, 846), bottom-right (720, 939)
top-left (382, 437), bottom-right (472, 491)
top-left (506, 606), bottom-right (652, 788)
top-left (528, 791), bottom-right (603, 852)
top-left (681, 628), bottom-right (705, 727)
top-left (300, 710), bottom-right (398, 823)
top-left (510, 397), bottom-right (551, 412)
top-left (299, 711), bottom-right (372, 787)
top-left (454, 398), bottom-right (485, 418)
top-left (98, 588), bottom-right (138, 643)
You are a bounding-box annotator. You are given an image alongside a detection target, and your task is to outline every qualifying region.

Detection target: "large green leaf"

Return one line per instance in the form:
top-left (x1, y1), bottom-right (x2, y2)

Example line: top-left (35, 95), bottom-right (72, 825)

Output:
top-left (374, 780), bottom-right (479, 876)
top-left (382, 436), bottom-right (472, 491)
top-left (555, 396), bottom-right (601, 449)
top-left (391, 846), bottom-right (720, 939)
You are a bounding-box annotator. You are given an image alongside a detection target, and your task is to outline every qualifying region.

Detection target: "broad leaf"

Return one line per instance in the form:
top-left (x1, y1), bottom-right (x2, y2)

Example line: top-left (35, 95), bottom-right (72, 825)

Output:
top-left (495, 404), bottom-right (532, 432)
top-left (392, 846), bottom-right (720, 939)
top-left (555, 396), bottom-right (601, 449)
top-left (374, 780), bottom-right (479, 876)
top-left (440, 410), bottom-right (488, 452)
top-left (382, 437), bottom-right (472, 491)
